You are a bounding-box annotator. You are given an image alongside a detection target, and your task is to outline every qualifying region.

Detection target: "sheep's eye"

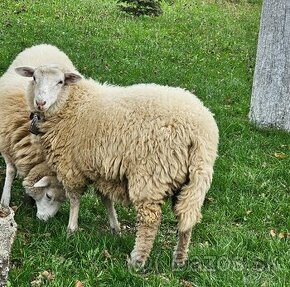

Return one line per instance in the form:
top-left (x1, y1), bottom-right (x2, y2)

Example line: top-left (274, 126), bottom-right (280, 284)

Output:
top-left (46, 194), bottom-right (52, 200)
top-left (33, 76), bottom-right (36, 81)
top-left (58, 80), bottom-right (63, 85)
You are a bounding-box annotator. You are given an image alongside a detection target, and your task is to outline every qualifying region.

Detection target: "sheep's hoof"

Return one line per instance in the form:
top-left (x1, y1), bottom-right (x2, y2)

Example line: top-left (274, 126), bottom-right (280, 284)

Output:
top-left (172, 257), bottom-right (187, 269)
top-left (127, 254), bottom-right (146, 270)
top-left (66, 226), bottom-right (78, 236)
top-left (110, 225), bottom-right (121, 234)
top-left (111, 228), bottom-right (121, 235)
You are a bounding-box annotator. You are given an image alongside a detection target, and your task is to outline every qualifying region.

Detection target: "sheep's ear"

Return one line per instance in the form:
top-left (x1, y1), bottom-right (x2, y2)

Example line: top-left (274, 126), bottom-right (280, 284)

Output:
top-left (15, 66), bottom-right (35, 77)
top-left (64, 73), bottom-right (82, 85)
top-left (33, 176), bottom-right (51, 188)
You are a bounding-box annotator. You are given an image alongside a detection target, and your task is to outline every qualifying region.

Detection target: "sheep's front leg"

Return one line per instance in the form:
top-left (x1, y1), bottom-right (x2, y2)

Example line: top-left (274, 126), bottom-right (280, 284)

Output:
top-left (128, 202), bottom-right (162, 269)
top-left (67, 191), bottom-right (81, 233)
top-left (100, 194), bottom-right (121, 233)
top-left (0, 154), bottom-right (16, 207)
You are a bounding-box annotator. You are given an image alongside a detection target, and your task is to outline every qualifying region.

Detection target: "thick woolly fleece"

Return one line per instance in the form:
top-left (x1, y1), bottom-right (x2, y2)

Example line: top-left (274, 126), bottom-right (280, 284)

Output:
top-left (33, 79), bottom-right (219, 233)
top-left (1, 45), bottom-right (120, 227)
top-left (0, 44), bottom-right (76, 201)
top-left (0, 90), bottom-right (61, 199)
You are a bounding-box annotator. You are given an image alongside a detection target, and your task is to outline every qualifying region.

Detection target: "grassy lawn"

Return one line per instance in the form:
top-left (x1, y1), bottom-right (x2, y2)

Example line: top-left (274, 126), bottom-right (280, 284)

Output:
top-left (0, 0), bottom-right (289, 286)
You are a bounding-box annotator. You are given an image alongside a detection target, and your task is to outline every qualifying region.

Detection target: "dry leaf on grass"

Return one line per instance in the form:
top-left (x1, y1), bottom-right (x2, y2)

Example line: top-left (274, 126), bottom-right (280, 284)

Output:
top-left (41, 270), bottom-right (55, 281)
top-left (278, 232), bottom-right (285, 239)
top-left (273, 152), bottom-right (288, 159)
top-left (181, 279), bottom-right (194, 287)
top-left (75, 280), bottom-right (85, 287)
top-left (30, 270), bottom-right (55, 286)
top-left (278, 232), bottom-right (290, 239)
top-left (31, 278), bottom-right (42, 287)
top-left (270, 229), bottom-right (276, 237)
top-left (270, 229), bottom-right (289, 239)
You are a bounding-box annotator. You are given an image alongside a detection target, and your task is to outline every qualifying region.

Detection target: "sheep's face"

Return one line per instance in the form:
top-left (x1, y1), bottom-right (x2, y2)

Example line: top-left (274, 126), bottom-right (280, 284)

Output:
top-left (23, 176), bottom-right (66, 221)
top-left (15, 65), bottom-right (81, 113)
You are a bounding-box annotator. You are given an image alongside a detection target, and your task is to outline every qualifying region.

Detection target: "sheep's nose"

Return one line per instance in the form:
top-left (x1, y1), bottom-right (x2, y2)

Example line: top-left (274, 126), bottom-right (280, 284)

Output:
top-left (36, 100), bottom-right (46, 107)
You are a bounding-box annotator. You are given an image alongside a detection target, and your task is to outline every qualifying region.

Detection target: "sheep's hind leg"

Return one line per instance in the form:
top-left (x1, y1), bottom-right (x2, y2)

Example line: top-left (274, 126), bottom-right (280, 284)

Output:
top-left (100, 194), bottom-right (120, 233)
top-left (67, 191), bottom-right (81, 234)
top-left (172, 184), bottom-right (205, 268)
top-left (0, 154), bottom-right (16, 207)
top-left (128, 202), bottom-right (162, 269)
top-left (172, 228), bottom-right (192, 269)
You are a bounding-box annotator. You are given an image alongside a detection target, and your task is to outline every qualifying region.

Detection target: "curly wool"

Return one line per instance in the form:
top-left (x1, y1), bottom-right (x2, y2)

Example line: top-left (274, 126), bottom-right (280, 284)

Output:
top-left (0, 90), bottom-right (55, 197)
top-left (0, 43), bottom-right (76, 198)
top-left (2, 44), bottom-right (123, 226)
top-left (37, 78), bottom-right (219, 232)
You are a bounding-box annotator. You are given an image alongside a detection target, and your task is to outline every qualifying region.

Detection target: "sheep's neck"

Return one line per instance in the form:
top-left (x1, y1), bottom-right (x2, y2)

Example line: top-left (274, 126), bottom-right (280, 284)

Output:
top-left (29, 112), bottom-right (44, 135)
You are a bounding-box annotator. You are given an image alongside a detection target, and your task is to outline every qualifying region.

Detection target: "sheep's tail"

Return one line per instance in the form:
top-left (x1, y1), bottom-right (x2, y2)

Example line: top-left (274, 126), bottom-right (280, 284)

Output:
top-left (174, 137), bottom-right (218, 233)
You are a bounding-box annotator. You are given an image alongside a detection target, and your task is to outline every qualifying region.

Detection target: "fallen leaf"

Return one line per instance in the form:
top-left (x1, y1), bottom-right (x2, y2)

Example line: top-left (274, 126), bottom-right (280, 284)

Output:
top-left (278, 232), bottom-right (285, 239)
top-left (30, 270), bottom-right (55, 286)
top-left (75, 280), bottom-right (84, 287)
top-left (181, 279), bottom-right (193, 287)
top-left (278, 232), bottom-right (290, 239)
top-left (41, 270), bottom-right (55, 281)
top-left (246, 210), bottom-right (252, 215)
top-left (273, 152), bottom-right (288, 159)
top-left (270, 229), bottom-right (276, 237)
top-left (30, 279), bottom-right (41, 287)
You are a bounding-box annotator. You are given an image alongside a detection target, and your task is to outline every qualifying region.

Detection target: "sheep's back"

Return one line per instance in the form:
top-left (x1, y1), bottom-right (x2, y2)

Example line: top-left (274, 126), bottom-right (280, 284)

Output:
top-left (41, 81), bottom-right (218, 193)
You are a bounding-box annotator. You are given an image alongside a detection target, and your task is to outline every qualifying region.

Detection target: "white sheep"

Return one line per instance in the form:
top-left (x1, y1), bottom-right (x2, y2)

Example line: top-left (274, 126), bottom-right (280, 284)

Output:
top-left (0, 44), bottom-right (79, 219)
top-left (0, 45), bottom-right (120, 231)
top-left (17, 48), bottom-right (219, 268)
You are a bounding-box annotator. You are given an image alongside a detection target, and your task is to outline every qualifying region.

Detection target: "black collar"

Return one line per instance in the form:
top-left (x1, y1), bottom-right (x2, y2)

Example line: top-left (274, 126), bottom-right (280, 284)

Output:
top-left (29, 112), bottom-right (43, 135)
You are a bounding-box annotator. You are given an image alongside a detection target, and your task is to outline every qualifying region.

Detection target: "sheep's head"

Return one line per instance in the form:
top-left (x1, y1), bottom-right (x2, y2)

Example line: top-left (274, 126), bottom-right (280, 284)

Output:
top-left (23, 175), bottom-right (66, 221)
top-left (15, 65), bottom-right (81, 113)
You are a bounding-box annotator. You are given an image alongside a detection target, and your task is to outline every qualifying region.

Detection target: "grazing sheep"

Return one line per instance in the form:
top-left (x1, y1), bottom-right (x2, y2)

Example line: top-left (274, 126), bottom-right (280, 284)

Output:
top-left (0, 45), bottom-right (120, 230)
top-left (17, 56), bottom-right (219, 268)
top-left (0, 44), bottom-right (78, 219)
top-left (0, 79), bottom-right (66, 220)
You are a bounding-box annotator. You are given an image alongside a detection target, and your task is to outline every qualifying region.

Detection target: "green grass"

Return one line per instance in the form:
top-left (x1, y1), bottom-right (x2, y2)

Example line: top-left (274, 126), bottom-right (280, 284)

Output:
top-left (0, 0), bottom-right (289, 286)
